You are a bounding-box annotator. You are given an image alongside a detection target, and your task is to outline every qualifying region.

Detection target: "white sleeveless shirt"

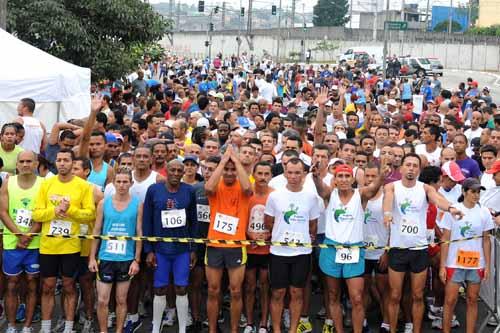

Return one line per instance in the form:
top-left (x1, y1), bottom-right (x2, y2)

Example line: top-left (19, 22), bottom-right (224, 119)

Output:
top-left (363, 194), bottom-right (388, 260)
top-left (103, 170), bottom-right (158, 203)
top-left (390, 180), bottom-right (428, 249)
top-left (325, 189), bottom-right (365, 244)
top-left (20, 116), bottom-right (43, 154)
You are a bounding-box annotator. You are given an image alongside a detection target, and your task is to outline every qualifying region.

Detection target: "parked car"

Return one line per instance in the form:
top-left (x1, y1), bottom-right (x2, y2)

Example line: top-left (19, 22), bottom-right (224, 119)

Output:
top-left (427, 57), bottom-right (444, 76)
top-left (399, 56), bottom-right (432, 77)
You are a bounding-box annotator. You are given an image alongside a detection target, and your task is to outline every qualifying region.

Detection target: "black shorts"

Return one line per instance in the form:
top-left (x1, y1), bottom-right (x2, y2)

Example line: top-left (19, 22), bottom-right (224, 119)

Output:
top-left (247, 254), bottom-right (269, 270)
top-left (97, 260), bottom-right (133, 283)
top-left (269, 253), bottom-right (311, 289)
top-left (388, 248), bottom-right (429, 274)
top-left (195, 246), bottom-right (206, 267)
top-left (39, 253), bottom-right (80, 278)
top-left (205, 247), bottom-right (247, 269)
top-left (364, 259), bottom-right (388, 275)
top-left (77, 256), bottom-right (90, 277)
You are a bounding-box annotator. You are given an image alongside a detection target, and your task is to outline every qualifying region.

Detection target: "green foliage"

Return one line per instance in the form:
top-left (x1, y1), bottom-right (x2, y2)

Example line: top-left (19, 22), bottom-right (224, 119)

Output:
top-left (433, 20), bottom-right (462, 33)
top-left (7, 0), bottom-right (171, 80)
top-left (288, 51), bottom-right (301, 60)
top-left (468, 25), bottom-right (500, 36)
top-left (313, 40), bottom-right (340, 52)
top-left (313, 0), bottom-right (350, 27)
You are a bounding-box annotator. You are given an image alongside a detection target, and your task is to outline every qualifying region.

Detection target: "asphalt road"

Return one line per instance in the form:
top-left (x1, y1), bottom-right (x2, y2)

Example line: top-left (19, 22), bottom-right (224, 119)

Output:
top-left (440, 69), bottom-right (500, 101)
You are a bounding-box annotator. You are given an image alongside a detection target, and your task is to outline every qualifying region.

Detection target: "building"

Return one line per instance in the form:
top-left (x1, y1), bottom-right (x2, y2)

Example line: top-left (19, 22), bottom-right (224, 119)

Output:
top-left (431, 5), bottom-right (469, 32)
top-left (477, 0), bottom-right (500, 27)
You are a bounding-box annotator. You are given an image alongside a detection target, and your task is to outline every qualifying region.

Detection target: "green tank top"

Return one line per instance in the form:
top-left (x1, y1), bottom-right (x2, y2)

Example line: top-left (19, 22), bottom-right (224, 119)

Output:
top-left (3, 176), bottom-right (43, 250)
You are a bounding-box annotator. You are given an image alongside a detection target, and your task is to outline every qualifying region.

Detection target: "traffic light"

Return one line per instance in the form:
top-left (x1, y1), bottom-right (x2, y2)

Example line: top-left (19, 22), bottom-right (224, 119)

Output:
top-left (209, 23), bottom-right (214, 31)
top-left (198, 0), bottom-right (204, 12)
top-left (205, 41), bottom-right (209, 47)
top-left (271, 5), bottom-right (276, 15)
top-left (240, 7), bottom-right (245, 17)
top-left (214, 6), bottom-right (219, 14)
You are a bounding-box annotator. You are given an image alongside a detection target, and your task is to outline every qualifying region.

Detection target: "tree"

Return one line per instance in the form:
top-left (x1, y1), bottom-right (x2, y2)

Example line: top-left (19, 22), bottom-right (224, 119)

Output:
top-left (433, 20), bottom-right (463, 33)
top-left (7, 0), bottom-right (171, 80)
top-left (313, 39), bottom-right (340, 60)
top-left (313, 0), bottom-right (350, 27)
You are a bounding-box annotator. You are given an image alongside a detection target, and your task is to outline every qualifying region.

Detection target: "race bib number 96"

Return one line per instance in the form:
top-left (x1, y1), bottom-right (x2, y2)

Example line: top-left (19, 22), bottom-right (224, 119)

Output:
top-left (213, 213), bottom-right (239, 235)
top-left (335, 247), bottom-right (360, 264)
top-left (49, 220), bottom-right (72, 236)
top-left (161, 209), bottom-right (187, 228)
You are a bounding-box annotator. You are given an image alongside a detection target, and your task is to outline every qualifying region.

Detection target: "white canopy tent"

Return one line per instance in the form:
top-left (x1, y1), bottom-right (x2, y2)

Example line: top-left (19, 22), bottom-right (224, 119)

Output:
top-left (0, 29), bottom-right (91, 130)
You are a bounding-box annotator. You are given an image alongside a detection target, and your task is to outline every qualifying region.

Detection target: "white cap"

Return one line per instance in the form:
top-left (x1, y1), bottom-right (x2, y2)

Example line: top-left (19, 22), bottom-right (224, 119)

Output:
top-left (385, 99), bottom-right (397, 107)
top-left (325, 100), bottom-right (333, 107)
top-left (173, 97), bottom-right (183, 103)
top-left (331, 85), bottom-right (339, 90)
top-left (208, 90), bottom-right (217, 97)
top-left (328, 158), bottom-right (346, 167)
top-left (196, 117), bottom-right (210, 128)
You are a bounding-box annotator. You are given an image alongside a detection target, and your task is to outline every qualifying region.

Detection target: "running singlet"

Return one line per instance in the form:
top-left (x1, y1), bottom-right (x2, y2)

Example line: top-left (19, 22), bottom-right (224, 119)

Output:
top-left (363, 193), bottom-right (388, 260)
top-left (99, 196), bottom-right (140, 262)
top-left (325, 189), bottom-right (365, 245)
top-left (33, 176), bottom-right (96, 255)
top-left (88, 161), bottom-right (109, 192)
top-left (3, 176), bottom-right (43, 250)
top-left (390, 180), bottom-right (428, 249)
top-left (247, 189), bottom-right (273, 255)
top-left (207, 180), bottom-right (250, 248)
top-left (20, 116), bottom-right (44, 154)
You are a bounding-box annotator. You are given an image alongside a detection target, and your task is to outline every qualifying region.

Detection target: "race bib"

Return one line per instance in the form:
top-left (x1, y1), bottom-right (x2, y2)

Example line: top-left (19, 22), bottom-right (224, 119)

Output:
top-left (456, 249), bottom-right (480, 268)
top-left (279, 231), bottom-right (303, 244)
top-left (335, 247), bottom-right (360, 264)
top-left (15, 209), bottom-right (32, 228)
top-left (213, 213), bottom-right (239, 235)
top-left (106, 240), bottom-right (126, 255)
top-left (400, 219), bottom-right (422, 237)
top-left (197, 204), bottom-right (210, 223)
top-left (49, 220), bottom-right (72, 236)
top-left (364, 235), bottom-right (378, 248)
top-left (248, 220), bottom-right (267, 233)
top-left (80, 224), bottom-right (89, 235)
top-left (161, 209), bottom-right (186, 228)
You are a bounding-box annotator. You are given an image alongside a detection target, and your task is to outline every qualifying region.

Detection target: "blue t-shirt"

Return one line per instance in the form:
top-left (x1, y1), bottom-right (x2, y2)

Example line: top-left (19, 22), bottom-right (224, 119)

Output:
top-left (143, 183), bottom-right (197, 255)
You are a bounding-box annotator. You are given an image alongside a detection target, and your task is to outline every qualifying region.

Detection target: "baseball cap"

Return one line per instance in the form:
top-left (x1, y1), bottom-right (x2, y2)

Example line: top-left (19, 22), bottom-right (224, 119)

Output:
top-left (105, 132), bottom-right (118, 144)
top-left (215, 92), bottom-right (225, 100)
top-left (113, 133), bottom-right (124, 142)
top-left (462, 177), bottom-right (485, 191)
top-left (328, 158), bottom-right (345, 167)
top-left (471, 137), bottom-right (481, 148)
top-left (183, 155), bottom-right (199, 165)
top-left (173, 97), bottom-right (183, 104)
top-left (208, 90), bottom-right (217, 97)
top-left (190, 111), bottom-right (202, 119)
top-left (196, 117), bottom-right (210, 128)
top-left (385, 99), bottom-right (397, 107)
top-left (486, 160), bottom-right (500, 174)
top-left (483, 86), bottom-right (491, 92)
top-left (441, 161), bottom-right (465, 182)
top-left (334, 164), bottom-right (353, 175)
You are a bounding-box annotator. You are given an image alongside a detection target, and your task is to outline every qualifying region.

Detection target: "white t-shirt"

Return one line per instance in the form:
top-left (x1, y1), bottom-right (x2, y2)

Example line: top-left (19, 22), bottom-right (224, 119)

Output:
top-left (325, 189), bottom-right (365, 244)
top-left (104, 170), bottom-right (158, 203)
top-left (415, 144), bottom-right (442, 167)
top-left (265, 188), bottom-right (320, 256)
top-left (437, 184), bottom-right (462, 224)
top-left (390, 181), bottom-right (429, 249)
top-left (464, 127), bottom-right (483, 142)
top-left (364, 193), bottom-right (388, 260)
top-left (479, 186), bottom-right (500, 212)
top-left (481, 173), bottom-right (496, 190)
top-left (269, 174), bottom-right (287, 190)
top-left (440, 203), bottom-right (494, 269)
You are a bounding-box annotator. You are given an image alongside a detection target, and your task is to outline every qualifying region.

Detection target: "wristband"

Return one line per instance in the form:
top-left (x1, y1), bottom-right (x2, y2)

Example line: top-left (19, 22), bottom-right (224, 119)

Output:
top-left (383, 211), bottom-right (393, 217)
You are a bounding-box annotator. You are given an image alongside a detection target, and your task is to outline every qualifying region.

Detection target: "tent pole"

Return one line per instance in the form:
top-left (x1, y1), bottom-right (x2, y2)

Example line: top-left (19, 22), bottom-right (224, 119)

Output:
top-left (57, 101), bottom-right (61, 123)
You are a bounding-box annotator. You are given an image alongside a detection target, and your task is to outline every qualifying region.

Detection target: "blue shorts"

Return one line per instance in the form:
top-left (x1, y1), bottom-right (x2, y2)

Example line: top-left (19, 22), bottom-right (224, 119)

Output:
top-left (3, 249), bottom-right (40, 276)
top-left (319, 239), bottom-right (365, 279)
top-left (154, 251), bottom-right (190, 288)
top-left (446, 267), bottom-right (484, 284)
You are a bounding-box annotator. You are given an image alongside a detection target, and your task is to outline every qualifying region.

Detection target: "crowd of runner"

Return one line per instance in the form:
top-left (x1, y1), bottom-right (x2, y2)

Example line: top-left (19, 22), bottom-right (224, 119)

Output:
top-left (0, 54), bottom-right (500, 333)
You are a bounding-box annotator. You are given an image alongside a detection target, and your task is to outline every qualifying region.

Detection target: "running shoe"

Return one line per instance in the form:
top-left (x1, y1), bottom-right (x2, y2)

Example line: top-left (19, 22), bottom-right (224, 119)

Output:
top-left (297, 318), bottom-right (313, 333)
top-left (243, 325), bottom-right (256, 333)
top-left (239, 313), bottom-right (248, 328)
top-left (282, 309), bottom-right (290, 329)
top-left (163, 307), bottom-right (176, 326)
top-left (16, 303), bottom-right (26, 322)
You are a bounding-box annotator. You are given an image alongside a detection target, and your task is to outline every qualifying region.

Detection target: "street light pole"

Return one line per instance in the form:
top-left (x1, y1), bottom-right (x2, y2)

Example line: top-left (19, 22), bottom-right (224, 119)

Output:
top-left (276, 0), bottom-right (282, 62)
top-left (382, 0), bottom-right (390, 78)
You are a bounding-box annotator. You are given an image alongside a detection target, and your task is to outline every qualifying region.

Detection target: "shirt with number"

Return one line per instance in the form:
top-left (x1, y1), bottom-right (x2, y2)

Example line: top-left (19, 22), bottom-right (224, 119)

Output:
top-left (325, 189), bottom-right (365, 245)
top-left (265, 188), bottom-right (320, 257)
top-left (33, 176), bottom-right (95, 255)
top-left (143, 182), bottom-right (197, 255)
top-left (441, 203), bottom-right (494, 269)
top-left (389, 180), bottom-right (428, 249)
top-left (99, 196), bottom-right (140, 262)
top-left (207, 180), bottom-right (250, 248)
top-left (3, 176), bottom-right (43, 250)
top-left (247, 189), bottom-right (273, 255)
top-left (363, 193), bottom-right (388, 260)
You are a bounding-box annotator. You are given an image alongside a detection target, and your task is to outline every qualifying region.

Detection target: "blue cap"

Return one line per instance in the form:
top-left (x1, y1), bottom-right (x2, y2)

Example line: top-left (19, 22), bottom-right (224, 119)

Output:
top-left (183, 155), bottom-right (199, 165)
top-left (238, 116), bottom-right (251, 128)
top-left (105, 132), bottom-right (117, 143)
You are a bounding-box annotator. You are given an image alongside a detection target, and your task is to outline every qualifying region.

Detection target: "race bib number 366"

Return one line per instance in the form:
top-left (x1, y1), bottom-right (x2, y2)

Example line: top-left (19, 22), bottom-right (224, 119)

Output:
top-left (213, 213), bottom-right (239, 235)
top-left (161, 209), bottom-right (187, 228)
top-left (49, 220), bottom-right (72, 236)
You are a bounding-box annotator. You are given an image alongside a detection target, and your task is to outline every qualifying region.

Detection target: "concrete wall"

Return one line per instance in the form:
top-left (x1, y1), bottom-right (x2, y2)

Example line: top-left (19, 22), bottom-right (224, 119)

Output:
top-left (165, 31), bottom-right (500, 72)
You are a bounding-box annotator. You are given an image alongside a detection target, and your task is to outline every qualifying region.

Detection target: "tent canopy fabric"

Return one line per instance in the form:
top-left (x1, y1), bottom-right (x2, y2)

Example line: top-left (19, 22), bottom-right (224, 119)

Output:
top-left (0, 28), bottom-right (91, 127)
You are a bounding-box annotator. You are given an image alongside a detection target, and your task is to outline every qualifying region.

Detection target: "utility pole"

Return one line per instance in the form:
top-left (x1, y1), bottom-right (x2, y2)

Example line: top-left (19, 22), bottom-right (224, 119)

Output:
top-left (238, 0), bottom-right (242, 57)
top-left (1, 0), bottom-right (8, 30)
top-left (221, 2), bottom-right (226, 58)
top-left (382, 0), bottom-right (390, 78)
top-left (373, 0), bottom-right (378, 41)
top-left (349, 0), bottom-right (353, 29)
top-left (291, 0), bottom-right (296, 28)
top-left (246, 0), bottom-right (254, 50)
top-left (176, 2), bottom-right (180, 32)
top-left (276, 0), bottom-right (282, 62)
top-left (424, 0), bottom-right (430, 32)
top-left (302, 3), bottom-right (306, 62)
top-left (448, 0), bottom-right (453, 34)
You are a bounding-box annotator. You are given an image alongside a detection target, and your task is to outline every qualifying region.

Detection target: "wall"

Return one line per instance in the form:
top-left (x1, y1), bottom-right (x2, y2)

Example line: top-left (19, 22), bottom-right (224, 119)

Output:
top-left (165, 29), bottom-right (500, 72)
top-left (478, 0), bottom-right (500, 27)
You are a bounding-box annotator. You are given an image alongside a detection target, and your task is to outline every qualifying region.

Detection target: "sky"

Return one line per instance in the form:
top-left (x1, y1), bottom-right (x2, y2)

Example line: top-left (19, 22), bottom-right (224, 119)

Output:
top-left (148, 0), bottom-right (470, 13)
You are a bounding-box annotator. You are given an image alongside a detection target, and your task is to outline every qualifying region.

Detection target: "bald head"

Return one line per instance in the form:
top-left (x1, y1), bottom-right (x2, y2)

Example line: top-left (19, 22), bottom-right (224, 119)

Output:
top-left (16, 150), bottom-right (38, 175)
top-left (441, 147), bottom-right (456, 164)
top-left (17, 150), bottom-right (37, 162)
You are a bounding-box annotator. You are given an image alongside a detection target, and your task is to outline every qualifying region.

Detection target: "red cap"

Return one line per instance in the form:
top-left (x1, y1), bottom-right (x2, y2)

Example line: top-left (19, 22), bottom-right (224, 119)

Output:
top-left (472, 81), bottom-right (479, 87)
top-left (486, 160), bottom-right (500, 174)
top-left (441, 161), bottom-right (466, 182)
top-left (334, 164), bottom-right (353, 176)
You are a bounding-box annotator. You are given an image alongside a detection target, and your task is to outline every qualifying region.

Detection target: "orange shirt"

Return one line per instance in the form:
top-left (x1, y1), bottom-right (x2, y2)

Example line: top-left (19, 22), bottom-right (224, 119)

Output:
top-left (207, 180), bottom-right (250, 248)
top-left (247, 188), bottom-right (273, 255)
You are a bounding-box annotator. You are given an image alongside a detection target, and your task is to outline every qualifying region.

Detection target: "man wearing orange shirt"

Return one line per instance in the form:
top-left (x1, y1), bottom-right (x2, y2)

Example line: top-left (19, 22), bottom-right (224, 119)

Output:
top-left (204, 145), bottom-right (253, 333)
top-left (243, 161), bottom-right (273, 333)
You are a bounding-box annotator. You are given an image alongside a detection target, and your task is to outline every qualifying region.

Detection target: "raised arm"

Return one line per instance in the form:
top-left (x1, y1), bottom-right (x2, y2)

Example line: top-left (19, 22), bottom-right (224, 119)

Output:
top-left (78, 97), bottom-right (102, 158)
top-left (205, 147), bottom-right (231, 196)
top-left (232, 151), bottom-right (252, 197)
top-left (425, 184), bottom-right (463, 218)
top-left (314, 86), bottom-right (329, 145)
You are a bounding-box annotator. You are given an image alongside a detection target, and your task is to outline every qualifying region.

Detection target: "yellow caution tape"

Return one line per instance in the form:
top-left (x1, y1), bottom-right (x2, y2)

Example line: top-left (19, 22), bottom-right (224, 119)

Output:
top-left (0, 232), bottom-right (487, 251)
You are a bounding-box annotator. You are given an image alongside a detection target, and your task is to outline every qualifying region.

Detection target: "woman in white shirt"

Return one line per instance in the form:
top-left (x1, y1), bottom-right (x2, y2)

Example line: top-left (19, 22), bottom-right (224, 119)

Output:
top-left (439, 178), bottom-right (495, 333)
